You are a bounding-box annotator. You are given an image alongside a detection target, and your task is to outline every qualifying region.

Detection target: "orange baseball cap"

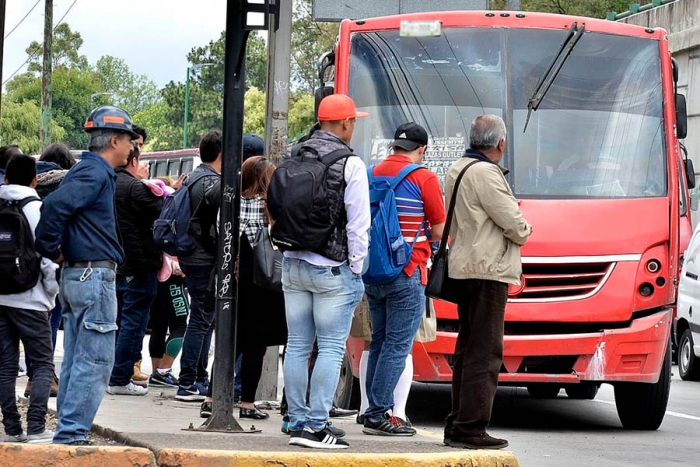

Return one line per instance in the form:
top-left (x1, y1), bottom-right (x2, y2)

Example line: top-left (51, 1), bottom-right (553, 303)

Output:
top-left (317, 94), bottom-right (369, 121)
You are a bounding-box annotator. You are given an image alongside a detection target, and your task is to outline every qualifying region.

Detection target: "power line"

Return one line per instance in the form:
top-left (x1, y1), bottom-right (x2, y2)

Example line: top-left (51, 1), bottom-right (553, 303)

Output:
top-left (2, 0), bottom-right (79, 86)
top-left (4, 0), bottom-right (42, 39)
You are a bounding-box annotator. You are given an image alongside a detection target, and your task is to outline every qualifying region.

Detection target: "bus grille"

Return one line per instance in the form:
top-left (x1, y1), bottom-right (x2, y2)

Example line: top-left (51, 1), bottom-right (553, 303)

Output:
top-left (510, 262), bottom-right (613, 301)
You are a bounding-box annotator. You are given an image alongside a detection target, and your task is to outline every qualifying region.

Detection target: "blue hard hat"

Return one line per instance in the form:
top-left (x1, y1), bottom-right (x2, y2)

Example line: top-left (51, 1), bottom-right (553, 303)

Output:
top-left (84, 105), bottom-right (139, 139)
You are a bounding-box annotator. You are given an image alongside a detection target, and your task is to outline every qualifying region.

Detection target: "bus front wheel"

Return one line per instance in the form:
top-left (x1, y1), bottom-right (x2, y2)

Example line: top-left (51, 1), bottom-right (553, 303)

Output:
top-left (613, 345), bottom-right (671, 430)
top-left (333, 351), bottom-right (361, 410)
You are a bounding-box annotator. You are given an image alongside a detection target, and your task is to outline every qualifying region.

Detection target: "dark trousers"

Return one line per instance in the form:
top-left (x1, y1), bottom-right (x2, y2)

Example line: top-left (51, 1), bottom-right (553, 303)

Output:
top-left (445, 279), bottom-right (507, 438)
top-left (109, 272), bottom-right (158, 386)
top-left (0, 305), bottom-right (54, 435)
top-left (148, 277), bottom-right (189, 360)
top-left (178, 264), bottom-right (215, 387)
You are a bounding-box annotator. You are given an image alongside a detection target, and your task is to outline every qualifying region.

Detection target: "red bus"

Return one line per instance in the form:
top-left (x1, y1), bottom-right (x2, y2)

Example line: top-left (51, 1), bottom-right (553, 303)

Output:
top-left (324, 10), bottom-right (694, 430)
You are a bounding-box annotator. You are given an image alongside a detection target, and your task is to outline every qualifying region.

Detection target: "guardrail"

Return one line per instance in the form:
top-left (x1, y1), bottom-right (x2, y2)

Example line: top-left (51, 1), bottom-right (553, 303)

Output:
top-left (607, 0), bottom-right (676, 21)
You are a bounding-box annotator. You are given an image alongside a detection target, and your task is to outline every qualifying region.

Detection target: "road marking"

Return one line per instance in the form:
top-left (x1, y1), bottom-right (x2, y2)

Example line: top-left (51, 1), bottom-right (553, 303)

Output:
top-left (594, 399), bottom-right (700, 422)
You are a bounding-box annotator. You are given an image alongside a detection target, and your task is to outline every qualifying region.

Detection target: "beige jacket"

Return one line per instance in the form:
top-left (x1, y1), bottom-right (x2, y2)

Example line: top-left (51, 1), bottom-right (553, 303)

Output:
top-left (445, 156), bottom-right (532, 285)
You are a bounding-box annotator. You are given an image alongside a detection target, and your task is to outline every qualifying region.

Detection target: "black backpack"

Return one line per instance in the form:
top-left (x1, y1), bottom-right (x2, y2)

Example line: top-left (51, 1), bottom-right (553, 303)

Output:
top-left (0, 196), bottom-right (42, 295)
top-left (267, 145), bottom-right (353, 252)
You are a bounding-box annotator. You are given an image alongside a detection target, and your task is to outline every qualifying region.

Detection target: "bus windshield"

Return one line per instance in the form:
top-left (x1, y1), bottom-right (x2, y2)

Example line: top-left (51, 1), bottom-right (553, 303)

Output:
top-left (347, 27), bottom-right (666, 198)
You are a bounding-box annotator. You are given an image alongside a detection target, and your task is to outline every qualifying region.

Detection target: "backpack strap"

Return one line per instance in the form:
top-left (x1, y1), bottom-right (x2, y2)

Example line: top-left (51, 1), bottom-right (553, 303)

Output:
top-left (320, 148), bottom-right (355, 167)
top-left (184, 170), bottom-right (212, 193)
top-left (389, 164), bottom-right (423, 191)
top-left (17, 196), bottom-right (41, 209)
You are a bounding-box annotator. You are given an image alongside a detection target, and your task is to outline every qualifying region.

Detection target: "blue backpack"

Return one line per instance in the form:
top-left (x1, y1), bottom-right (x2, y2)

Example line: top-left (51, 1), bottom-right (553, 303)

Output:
top-left (153, 171), bottom-right (209, 257)
top-left (362, 164), bottom-right (425, 285)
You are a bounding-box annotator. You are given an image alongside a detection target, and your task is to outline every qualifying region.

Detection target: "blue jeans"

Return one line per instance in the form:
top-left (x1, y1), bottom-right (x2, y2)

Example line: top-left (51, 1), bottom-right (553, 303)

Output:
top-left (54, 266), bottom-right (118, 444)
top-left (364, 269), bottom-right (424, 421)
top-left (282, 258), bottom-right (364, 432)
top-left (178, 264), bottom-right (215, 387)
top-left (109, 272), bottom-right (158, 386)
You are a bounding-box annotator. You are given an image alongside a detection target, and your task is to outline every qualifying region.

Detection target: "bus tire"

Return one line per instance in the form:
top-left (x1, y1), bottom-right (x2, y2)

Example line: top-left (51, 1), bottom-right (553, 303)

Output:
top-left (526, 384), bottom-right (561, 399)
top-left (679, 329), bottom-right (700, 381)
top-left (565, 383), bottom-right (599, 400)
top-left (333, 351), bottom-right (361, 410)
top-left (613, 345), bottom-right (671, 430)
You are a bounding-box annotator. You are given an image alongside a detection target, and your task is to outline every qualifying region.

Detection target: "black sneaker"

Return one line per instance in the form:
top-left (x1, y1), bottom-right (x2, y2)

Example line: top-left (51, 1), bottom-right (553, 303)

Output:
top-left (289, 426), bottom-right (349, 449)
top-left (356, 414), bottom-right (365, 425)
top-left (150, 370), bottom-right (179, 388)
top-left (363, 411), bottom-right (416, 436)
top-left (200, 401), bottom-right (212, 418)
top-left (444, 432), bottom-right (509, 450)
top-left (324, 421), bottom-right (345, 438)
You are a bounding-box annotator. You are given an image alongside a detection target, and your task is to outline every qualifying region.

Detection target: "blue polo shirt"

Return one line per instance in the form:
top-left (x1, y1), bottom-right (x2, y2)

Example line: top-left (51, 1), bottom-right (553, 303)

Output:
top-left (35, 152), bottom-right (124, 264)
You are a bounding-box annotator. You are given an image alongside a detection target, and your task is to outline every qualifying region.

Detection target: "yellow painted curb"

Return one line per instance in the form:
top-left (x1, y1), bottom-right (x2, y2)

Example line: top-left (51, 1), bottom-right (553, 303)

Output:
top-left (0, 444), bottom-right (156, 467)
top-left (157, 448), bottom-right (520, 467)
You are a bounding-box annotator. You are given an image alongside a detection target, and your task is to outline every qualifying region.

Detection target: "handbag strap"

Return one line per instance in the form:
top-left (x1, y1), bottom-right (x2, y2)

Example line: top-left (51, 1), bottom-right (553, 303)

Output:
top-left (434, 159), bottom-right (482, 258)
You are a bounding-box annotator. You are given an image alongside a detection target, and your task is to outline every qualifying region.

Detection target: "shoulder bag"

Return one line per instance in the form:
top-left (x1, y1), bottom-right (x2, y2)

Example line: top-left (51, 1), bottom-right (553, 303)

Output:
top-left (425, 160), bottom-right (482, 303)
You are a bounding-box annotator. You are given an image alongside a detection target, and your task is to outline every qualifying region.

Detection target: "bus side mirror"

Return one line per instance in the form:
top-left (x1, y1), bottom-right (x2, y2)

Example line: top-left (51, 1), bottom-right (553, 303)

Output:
top-left (676, 93), bottom-right (688, 139)
top-left (314, 86), bottom-right (334, 121)
top-left (686, 158), bottom-right (696, 190)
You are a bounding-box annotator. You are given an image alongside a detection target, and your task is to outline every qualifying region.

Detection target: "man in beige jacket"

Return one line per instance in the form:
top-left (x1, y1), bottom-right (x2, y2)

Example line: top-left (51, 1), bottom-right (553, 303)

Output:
top-left (443, 114), bottom-right (532, 450)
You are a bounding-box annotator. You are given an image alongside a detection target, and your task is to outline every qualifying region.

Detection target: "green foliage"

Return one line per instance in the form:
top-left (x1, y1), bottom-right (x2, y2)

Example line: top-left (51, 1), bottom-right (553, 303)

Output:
top-left (289, 92), bottom-right (315, 138)
top-left (0, 100), bottom-right (66, 154)
top-left (244, 87), bottom-right (267, 135)
top-left (291, 0), bottom-right (338, 93)
top-left (95, 56), bottom-right (161, 115)
top-left (491, 0), bottom-right (636, 18)
top-left (26, 23), bottom-right (89, 73)
top-left (132, 101), bottom-right (181, 151)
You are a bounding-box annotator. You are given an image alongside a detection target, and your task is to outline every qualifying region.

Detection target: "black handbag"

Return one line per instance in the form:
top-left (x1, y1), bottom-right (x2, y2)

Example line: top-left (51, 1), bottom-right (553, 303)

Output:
top-left (425, 160), bottom-right (482, 303)
top-left (252, 226), bottom-right (283, 292)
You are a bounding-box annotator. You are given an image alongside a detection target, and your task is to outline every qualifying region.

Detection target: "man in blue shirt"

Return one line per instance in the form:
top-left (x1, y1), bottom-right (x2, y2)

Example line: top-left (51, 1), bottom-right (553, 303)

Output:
top-left (35, 105), bottom-right (139, 446)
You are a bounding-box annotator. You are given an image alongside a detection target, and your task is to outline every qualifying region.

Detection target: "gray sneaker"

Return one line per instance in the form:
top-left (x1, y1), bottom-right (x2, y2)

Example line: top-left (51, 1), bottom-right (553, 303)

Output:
top-left (27, 430), bottom-right (54, 444)
top-left (2, 432), bottom-right (28, 443)
top-left (107, 382), bottom-right (148, 396)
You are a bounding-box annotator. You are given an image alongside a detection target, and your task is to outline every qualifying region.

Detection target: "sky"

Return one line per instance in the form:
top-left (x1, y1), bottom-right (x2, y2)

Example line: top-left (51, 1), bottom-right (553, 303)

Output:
top-left (2, 0), bottom-right (231, 89)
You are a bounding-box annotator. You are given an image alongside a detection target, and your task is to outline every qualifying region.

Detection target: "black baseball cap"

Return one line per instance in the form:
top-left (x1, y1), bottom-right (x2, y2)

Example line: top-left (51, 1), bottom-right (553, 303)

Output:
top-left (392, 122), bottom-right (429, 151)
top-left (243, 133), bottom-right (264, 161)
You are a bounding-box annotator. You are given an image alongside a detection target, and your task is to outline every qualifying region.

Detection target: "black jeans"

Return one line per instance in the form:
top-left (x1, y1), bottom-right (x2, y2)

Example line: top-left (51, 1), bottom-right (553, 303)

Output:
top-left (445, 279), bottom-right (508, 438)
top-left (0, 305), bottom-right (54, 435)
top-left (178, 264), bottom-right (215, 387)
top-left (148, 277), bottom-right (189, 360)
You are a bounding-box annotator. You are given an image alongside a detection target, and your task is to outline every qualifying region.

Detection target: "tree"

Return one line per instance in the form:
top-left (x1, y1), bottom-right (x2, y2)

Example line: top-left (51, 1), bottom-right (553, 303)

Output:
top-left (291, 0), bottom-right (338, 93)
top-left (26, 23), bottom-right (89, 73)
top-left (132, 101), bottom-right (181, 151)
top-left (0, 100), bottom-right (66, 155)
top-left (244, 87), bottom-right (266, 136)
top-left (95, 56), bottom-right (160, 115)
top-left (288, 92), bottom-right (315, 139)
top-left (6, 67), bottom-right (104, 149)
top-left (491, 0), bottom-right (634, 18)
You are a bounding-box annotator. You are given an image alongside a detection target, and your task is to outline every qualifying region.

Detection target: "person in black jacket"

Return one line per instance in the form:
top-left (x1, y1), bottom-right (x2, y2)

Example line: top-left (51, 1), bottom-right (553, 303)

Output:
top-left (107, 125), bottom-right (163, 396)
top-left (175, 130), bottom-right (221, 402)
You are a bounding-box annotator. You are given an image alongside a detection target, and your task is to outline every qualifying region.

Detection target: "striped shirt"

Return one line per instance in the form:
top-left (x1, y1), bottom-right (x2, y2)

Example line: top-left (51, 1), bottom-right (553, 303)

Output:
top-left (371, 154), bottom-right (446, 284)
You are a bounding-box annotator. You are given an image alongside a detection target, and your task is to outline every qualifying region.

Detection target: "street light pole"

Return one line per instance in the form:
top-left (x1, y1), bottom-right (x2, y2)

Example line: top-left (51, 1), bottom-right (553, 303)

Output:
top-left (183, 63), bottom-right (213, 149)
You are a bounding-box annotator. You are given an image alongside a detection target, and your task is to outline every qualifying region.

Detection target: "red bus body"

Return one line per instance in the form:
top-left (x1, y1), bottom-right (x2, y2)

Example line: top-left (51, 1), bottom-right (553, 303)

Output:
top-left (332, 11), bottom-right (692, 423)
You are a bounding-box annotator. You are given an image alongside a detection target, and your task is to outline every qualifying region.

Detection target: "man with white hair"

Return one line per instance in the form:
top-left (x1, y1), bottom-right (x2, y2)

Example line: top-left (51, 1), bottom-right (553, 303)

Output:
top-left (442, 114), bottom-right (532, 450)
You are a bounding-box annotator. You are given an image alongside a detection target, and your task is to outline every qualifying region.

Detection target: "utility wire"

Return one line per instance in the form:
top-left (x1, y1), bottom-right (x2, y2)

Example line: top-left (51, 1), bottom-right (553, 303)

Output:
top-left (2, 0), bottom-right (79, 86)
top-left (4, 0), bottom-right (42, 39)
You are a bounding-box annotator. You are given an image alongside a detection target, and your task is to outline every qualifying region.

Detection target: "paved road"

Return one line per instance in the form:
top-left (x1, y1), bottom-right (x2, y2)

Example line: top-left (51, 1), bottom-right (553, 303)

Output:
top-left (407, 369), bottom-right (700, 467)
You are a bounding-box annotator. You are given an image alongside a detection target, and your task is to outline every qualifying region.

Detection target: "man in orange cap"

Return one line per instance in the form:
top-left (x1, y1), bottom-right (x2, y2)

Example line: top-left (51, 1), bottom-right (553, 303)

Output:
top-left (271, 94), bottom-right (370, 449)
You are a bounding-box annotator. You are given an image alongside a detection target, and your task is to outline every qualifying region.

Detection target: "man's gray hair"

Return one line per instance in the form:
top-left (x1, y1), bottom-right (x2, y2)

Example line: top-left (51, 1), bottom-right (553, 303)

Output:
top-left (88, 130), bottom-right (120, 153)
top-left (469, 114), bottom-right (507, 150)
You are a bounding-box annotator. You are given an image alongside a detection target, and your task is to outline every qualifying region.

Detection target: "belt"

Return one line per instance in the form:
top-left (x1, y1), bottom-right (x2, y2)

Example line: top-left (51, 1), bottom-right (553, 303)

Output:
top-left (65, 260), bottom-right (118, 270)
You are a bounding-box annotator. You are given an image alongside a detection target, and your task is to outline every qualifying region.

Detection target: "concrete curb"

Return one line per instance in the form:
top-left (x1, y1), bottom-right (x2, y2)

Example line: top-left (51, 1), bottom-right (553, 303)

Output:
top-left (0, 444), bottom-right (156, 467)
top-left (156, 448), bottom-right (520, 467)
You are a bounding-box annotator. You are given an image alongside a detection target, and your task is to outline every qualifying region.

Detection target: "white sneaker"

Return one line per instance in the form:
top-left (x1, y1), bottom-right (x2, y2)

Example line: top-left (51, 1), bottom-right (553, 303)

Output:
top-left (27, 430), bottom-right (54, 444)
top-left (2, 432), bottom-right (27, 443)
top-left (107, 382), bottom-right (148, 396)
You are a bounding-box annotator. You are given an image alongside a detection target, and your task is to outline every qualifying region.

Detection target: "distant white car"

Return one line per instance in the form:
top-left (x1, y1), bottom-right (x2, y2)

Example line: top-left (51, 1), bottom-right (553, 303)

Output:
top-left (676, 221), bottom-right (700, 381)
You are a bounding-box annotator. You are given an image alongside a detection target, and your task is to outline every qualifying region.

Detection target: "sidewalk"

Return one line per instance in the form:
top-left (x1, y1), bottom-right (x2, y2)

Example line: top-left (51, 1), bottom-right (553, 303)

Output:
top-left (8, 335), bottom-right (520, 466)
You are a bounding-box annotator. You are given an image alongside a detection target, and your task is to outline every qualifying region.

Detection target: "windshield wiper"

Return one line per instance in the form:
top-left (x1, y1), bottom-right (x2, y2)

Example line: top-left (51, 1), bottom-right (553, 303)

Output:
top-left (523, 22), bottom-right (586, 133)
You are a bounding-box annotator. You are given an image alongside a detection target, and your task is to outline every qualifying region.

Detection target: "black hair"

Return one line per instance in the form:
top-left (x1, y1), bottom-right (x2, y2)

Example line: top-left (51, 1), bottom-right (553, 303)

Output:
top-left (199, 129), bottom-right (222, 163)
top-left (0, 145), bottom-right (22, 170)
top-left (133, 125), bottom-right (147, 143)
top-left (40, 143), bottom-right (76, 170)
top-left (5, 154), bottom-right (37, 187)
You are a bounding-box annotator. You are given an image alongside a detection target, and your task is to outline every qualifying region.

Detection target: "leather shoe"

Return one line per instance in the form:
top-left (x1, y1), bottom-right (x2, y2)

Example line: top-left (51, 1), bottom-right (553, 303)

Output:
top-left (329, 406), bottom-right (358, 418)
top-left (239, 407), bottom-right (269, 420)
top-left (444, 432), bottom-right (509, 450)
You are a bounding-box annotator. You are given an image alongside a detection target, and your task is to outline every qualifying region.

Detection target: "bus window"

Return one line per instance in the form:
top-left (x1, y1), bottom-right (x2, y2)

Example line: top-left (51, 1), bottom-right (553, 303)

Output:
top-left (168, 160), bottom-right (180, 177)
top-left (181, 158), bottom-right (194, 174)
top-left (155, 161), bottom-right (168, 177)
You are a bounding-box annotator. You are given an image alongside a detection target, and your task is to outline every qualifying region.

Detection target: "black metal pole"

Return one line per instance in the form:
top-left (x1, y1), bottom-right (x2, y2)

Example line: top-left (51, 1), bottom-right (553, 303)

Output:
top-left (0, 0), bottom-right (6, 126)
top-left (201, 0), bottom-right (249, 432)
